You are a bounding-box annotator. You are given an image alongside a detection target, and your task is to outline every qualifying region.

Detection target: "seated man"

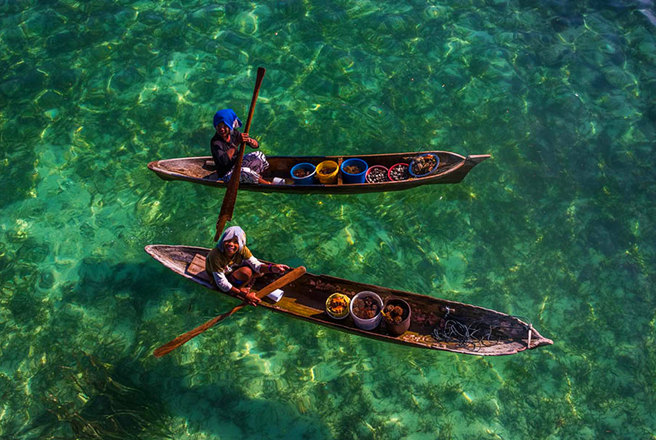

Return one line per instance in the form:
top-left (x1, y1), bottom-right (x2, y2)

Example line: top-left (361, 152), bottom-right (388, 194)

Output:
top-left (210, 108), bottom-right (281, 185)
top-left (205, 226), bottom-right (290, 306)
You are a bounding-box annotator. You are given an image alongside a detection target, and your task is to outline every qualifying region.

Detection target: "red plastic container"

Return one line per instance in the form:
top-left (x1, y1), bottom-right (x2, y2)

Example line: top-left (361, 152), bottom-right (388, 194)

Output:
top-left (388, 163), bottom-right (410, 181)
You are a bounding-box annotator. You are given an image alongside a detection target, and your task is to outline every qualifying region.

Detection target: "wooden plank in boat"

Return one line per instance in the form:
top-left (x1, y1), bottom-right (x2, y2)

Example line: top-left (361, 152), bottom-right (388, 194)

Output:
top-left (186, 253), bottom-right (206, 276)
top-left (337, 157), bottom-right (343, 185)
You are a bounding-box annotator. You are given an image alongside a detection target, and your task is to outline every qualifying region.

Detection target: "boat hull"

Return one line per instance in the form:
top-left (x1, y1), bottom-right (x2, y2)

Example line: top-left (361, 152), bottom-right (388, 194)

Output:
top-left (147, 151), bottom-right (490, 194)
top-left (145, 245), bottom-right (552, 356)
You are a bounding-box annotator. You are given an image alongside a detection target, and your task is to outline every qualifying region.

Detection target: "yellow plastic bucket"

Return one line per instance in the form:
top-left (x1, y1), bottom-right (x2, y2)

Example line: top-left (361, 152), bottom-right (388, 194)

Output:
top-left (315, 160), bottom-right (339, 184)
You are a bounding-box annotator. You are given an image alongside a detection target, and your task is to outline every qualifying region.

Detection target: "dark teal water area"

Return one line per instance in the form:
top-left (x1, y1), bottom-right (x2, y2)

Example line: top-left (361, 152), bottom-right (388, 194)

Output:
top-left (1, 1), bottom-right (655, 438)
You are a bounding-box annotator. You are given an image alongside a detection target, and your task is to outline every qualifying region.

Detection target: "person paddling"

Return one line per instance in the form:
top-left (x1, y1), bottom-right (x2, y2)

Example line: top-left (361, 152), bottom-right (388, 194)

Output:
top-left (205, 226), bottom-right (290, 306)
top-left (210, 108), bottom-right (281, 185)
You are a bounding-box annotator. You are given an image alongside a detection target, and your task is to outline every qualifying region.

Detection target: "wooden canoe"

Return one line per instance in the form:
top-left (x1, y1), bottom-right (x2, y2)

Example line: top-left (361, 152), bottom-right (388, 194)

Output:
top-left (145, 245), bottom-right (552, 356)
top-left (147, 151), bottom-right (490, 194)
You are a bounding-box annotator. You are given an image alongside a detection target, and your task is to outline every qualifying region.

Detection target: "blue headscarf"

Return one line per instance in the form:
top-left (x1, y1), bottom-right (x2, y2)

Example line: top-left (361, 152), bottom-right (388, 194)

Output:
top-left (217, 226), bottom-right (247, 253)
top-left (213, 109), bottom-right (243, 130)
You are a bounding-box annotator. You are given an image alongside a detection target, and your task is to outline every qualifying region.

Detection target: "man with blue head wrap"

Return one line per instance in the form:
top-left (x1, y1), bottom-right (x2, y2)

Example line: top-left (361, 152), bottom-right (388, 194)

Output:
top-left (210, 108), bottom-right (282, 185)
top-left (213, 109), bottom-right (242, 132)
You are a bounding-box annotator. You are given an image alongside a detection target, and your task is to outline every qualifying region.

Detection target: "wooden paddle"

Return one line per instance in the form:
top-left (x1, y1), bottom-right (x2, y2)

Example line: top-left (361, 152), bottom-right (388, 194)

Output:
top-left (153, 265), bottom-right (306, 358)
top-left (214, 67), bottom-right (266, 241)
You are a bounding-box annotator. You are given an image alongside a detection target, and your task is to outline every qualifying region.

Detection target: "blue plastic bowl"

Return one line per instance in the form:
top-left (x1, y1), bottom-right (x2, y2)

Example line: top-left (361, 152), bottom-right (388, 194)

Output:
top-left (340, 158), bottom-right (369, 184)
top-left (290, 162), bottom-right (316, 184)
top-left (408, 153), bottom-right (440, 177)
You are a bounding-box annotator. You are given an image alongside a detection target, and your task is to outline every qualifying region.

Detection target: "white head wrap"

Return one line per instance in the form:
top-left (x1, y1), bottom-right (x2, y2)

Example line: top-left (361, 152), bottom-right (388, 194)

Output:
top-left (217, 226), bottom-right (246, 253)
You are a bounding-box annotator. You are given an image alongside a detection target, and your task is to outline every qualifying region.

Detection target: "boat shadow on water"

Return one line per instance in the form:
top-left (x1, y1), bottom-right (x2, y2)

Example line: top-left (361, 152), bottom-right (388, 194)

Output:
top-left (31, 350), bottom-right (328, 439)
top-left (38, 259), bottom-right (331, 439)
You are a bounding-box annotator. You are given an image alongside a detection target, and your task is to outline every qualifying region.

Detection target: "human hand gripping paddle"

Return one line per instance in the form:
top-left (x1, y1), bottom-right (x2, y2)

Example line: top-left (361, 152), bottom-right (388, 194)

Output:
top-left (214, 67), bottom-right (266, 241)
top-left (153, 266), bottom-right (306, 358)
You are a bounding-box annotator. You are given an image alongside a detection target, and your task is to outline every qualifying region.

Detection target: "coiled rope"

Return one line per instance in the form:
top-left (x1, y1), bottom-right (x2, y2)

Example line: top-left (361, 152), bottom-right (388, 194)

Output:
top-left (432, 313), bottom-right (536, 350)
top-left (431, 319), bottom-right (498, 351)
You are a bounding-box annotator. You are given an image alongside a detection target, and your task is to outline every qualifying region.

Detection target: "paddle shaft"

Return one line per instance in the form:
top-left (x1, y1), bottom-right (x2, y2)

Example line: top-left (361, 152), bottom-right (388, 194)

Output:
top-left (214, 67), bottom-right (266, 241)
top-left (153, 266), bottom-right (306, 358)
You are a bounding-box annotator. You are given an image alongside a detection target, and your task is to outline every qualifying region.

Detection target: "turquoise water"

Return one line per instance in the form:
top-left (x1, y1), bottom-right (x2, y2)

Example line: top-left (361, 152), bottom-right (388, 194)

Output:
top-left (1, 0), bottom-right (655, 438)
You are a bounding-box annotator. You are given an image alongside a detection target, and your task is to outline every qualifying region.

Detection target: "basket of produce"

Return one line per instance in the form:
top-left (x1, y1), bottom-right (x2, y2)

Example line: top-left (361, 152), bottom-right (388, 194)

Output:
top-left (325, 293), bottom-right (350, 320)
top-left (290, 162), bottom-right (316, 184)
top-left (382, 298), bottom-right (411, 336)
top-left (365, 165), bottom-right (389, 183)
top-left (388, 163), bottom-right (410, 181)
top-left (340, 158), bottom-right (369, 184)
top-left (350, 291), bottom-right (383, 330)
top-left (409, 153), bottom-right (439, 177)
top-left (315, 160), bottom-right (339, 184)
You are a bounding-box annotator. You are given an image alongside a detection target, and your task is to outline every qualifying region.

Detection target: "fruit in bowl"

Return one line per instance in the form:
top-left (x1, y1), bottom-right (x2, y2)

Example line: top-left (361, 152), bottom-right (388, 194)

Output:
top-left (326, 293), bottom-right (350, 319)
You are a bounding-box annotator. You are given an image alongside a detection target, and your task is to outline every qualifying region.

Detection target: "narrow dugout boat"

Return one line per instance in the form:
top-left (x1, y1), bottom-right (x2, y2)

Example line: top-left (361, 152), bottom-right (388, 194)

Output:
top-left (147, 151), bottom-right (490, 194)
top-left (145, 245), bottom-right (552, 356)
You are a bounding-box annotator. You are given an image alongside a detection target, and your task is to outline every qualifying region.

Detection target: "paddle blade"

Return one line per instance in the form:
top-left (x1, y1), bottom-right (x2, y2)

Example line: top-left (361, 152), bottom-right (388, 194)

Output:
top-left (153, 265), bottom-right (306, 358)
top-left (153, 306), bottom-right (243, 358)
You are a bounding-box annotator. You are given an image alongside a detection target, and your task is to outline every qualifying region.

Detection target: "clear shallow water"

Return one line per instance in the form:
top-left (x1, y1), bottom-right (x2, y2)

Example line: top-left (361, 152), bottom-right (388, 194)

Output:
top-left (1, 0), bottom-right (655, 438)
